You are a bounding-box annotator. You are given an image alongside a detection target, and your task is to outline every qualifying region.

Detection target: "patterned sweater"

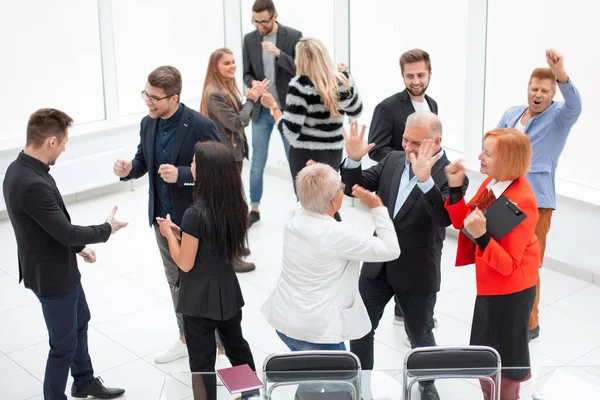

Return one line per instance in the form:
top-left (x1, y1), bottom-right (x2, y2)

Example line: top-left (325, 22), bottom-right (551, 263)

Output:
top-left (277, 71), bottom-right (363, 150)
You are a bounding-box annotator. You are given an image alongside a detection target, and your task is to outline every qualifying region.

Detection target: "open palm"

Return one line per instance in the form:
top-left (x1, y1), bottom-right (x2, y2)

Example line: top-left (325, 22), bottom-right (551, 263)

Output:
top-left (344, 121), bottom-right (374, 162)
top-left (408, 138), bottom-right (441, 182)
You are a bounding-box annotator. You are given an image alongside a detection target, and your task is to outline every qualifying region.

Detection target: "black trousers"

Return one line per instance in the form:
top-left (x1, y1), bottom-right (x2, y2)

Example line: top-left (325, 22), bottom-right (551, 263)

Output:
top-left (350, 265), bottom-right (437, 387)
top-left (183, 311), bottom-right (255, 400)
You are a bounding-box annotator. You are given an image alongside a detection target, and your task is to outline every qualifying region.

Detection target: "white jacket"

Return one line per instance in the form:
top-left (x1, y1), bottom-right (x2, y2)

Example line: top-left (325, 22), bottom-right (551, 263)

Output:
top-left (261, 204), bottom-right (400, 344)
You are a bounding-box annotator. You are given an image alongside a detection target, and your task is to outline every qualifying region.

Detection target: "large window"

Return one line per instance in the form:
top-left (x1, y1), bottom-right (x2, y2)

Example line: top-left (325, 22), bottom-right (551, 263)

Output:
top-left (0, 1), bottom-right (105, 140)
top-left (349, 0), bottom-right (469, 152)
top-left (484, 0), bottom-right (597, 189)
top-left (111, 0), bottom-right (225, 116)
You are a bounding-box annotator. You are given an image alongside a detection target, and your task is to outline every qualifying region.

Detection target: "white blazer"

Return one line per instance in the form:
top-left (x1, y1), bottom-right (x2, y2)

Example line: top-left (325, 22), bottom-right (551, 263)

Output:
top-left (261, 204), bottom-right (400, 344)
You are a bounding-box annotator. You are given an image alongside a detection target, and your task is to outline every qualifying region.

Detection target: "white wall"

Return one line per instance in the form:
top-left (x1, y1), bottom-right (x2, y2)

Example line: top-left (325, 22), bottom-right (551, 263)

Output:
top-left (0, 1), bottom-right (105, 144)
top-left (349, 0), bottom-right (469, 152)
top-left (485, 0), bottom-right (598, 190)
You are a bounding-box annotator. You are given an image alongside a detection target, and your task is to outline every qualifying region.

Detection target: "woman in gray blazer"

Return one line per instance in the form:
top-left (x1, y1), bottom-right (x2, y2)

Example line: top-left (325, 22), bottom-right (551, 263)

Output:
top-left (200, 48), bottom-right (268, 170)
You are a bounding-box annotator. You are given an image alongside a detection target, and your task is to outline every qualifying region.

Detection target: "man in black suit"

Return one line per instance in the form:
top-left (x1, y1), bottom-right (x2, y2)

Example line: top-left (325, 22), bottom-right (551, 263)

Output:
top-left (3, 108), bottom-right (127, 400)
top-left (342, 112), bottom-right (468, 400)
top-left (368, 49), bottom-right (438, 162)
top-left (368, 48), bottom-right (439, 326)
top-left (113, 66), bottom-right (222, 364)
top-left (243, 0), bottom-right (302, 227)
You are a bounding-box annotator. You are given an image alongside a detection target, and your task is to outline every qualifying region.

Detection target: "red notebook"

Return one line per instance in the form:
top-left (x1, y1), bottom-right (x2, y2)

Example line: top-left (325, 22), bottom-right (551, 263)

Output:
top-left (216, 364), bottom-right (263, 394)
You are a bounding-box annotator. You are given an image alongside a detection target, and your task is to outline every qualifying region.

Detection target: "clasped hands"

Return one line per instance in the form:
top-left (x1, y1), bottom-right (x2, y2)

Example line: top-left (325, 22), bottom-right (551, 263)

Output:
top-left (156, 214), bottom-right (181, 240)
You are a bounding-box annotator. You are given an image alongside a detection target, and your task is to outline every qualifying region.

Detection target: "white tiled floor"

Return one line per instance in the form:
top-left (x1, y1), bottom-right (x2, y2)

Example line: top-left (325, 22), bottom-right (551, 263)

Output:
top-left (1, 172), bottom-right (600, 399)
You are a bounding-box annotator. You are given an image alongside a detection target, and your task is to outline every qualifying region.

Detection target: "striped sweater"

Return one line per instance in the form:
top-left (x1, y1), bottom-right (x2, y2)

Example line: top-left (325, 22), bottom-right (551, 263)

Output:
top-left (277, 72), bottom-right (363, 150)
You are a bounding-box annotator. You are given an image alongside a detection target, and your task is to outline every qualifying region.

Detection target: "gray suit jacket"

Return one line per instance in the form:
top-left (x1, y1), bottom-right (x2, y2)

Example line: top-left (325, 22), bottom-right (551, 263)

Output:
top-left (243, 23), bottom-right (302, 121)
top-left (205, 87), bottom-right (253, 161)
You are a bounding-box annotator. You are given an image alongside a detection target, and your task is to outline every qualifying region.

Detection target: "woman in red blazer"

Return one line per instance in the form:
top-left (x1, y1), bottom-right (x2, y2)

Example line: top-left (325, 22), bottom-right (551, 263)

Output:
top-left (444, 128), bottom-right (539, 399)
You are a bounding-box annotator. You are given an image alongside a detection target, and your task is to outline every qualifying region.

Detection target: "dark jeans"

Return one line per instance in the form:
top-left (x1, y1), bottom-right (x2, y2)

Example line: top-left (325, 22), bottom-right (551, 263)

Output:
top-left (35, 282), bottom-right (94, 400)
top-left (276, 331), bottom-right (346, 351)
top-left (183, 311), bottom-right (255, 400)
top-left (350, 265), bottom-right (437, 387)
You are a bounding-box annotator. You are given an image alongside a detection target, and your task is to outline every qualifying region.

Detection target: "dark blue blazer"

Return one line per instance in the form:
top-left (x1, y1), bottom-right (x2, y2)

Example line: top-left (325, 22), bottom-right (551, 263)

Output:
top-left (122, 104), bottom-right (220, 226)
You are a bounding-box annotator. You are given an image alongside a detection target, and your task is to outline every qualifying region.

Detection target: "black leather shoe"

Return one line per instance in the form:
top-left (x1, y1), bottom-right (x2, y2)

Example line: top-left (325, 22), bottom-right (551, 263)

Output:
top-left (529, 325), bottom-right (540, 341)
top-left (248, 211), bottom-right (260, 228)
top-left (419, 383), bottom-right (440, 400)
top-left (71, 377), bottom-right (125, 399)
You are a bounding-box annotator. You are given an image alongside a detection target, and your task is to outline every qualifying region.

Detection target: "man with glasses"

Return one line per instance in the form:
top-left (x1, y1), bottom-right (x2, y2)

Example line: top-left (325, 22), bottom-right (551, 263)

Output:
top-left (113, 66), bottom-right (220, 364)
top-left (243, 0), bottom-right (302, 227)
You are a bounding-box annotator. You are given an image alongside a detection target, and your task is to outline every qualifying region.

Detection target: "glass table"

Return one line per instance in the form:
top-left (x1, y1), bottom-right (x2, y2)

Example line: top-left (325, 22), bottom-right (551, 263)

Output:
top-left (160, 366), bottom-right (600, 399)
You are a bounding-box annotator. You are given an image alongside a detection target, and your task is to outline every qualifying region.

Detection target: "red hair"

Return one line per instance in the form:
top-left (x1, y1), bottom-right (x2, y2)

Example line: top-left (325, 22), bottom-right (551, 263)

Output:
top-left (484, 128), bottom-right (532, 181)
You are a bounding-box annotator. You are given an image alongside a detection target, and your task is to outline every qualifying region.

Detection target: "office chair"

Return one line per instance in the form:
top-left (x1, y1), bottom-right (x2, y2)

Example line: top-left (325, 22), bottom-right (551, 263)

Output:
top-left (262, 351), bottom-right (361, 400)
top-left (403, 345), bottom-right (501, 400)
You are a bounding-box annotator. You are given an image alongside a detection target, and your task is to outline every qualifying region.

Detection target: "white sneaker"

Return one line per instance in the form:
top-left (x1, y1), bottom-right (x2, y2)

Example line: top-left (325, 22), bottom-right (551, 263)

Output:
top-left (215, 354), bottom-right (232, 386)
top-left (154, 340), bottom-right (188, 364)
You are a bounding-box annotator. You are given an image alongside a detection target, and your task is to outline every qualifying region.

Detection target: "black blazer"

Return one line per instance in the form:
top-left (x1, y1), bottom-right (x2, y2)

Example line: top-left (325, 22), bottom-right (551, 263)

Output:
top-left (121, 104), bottom-right (220, 227)
top-left (368, 90), bottom-right (438, 162)
top-left (243, 23), bottom-right (303, 121)
top-left (3, 152), bottom-right (111, 296)
top-left (341, 151), bottom-right (468, 294)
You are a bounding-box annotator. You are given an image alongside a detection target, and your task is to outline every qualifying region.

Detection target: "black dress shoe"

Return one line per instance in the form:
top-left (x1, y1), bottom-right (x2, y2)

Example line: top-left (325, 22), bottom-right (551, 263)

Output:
top-left (529, 325), bottom-right (540, 341)
top-left (419, 383), bottom-right (440, 400)
top-left (248, 211), bottom-right (260, 228)
top-left (71, 377), bottom-right (125, 399)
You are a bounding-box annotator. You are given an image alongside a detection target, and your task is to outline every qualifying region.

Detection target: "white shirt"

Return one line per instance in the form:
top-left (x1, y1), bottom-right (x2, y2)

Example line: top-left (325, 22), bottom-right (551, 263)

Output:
top-left (261, 204), bottom-right (400, 344)
top-left (514, 118), bottom-right (526, 133)
top-left (486, 179), bottom-right (513, 199)
top-left (411, 99), bottom-right (431, 113)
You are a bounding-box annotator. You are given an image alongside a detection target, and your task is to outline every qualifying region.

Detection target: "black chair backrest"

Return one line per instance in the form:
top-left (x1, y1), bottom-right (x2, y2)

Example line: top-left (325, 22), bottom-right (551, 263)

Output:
top-left (264, 352), bottom-right (360, 382)
top-left (406, 348), bottom-right (498, 378)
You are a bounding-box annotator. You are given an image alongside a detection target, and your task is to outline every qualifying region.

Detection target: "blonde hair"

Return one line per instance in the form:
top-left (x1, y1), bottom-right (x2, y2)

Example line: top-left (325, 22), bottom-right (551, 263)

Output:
top-left (200, 48), bottom-right (242, 116)
top-left (296, 163), bottom-right (341, 214)
top-left (484, 128), bottom-right (532, 181)
top-left (295, 38), bottom-right (349, 118)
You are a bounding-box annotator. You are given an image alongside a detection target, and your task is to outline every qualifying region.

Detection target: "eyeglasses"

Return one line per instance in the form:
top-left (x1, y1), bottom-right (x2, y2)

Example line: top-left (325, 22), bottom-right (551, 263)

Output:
top-left (141, 91), bottom-right (175, 105)
top-left (251, 15), bottom-right (273, 27)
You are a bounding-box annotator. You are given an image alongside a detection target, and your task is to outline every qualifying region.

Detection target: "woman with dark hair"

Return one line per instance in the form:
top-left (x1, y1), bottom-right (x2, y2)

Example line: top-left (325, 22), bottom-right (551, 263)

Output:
top-left (157, 141), bottom-right (255, 399)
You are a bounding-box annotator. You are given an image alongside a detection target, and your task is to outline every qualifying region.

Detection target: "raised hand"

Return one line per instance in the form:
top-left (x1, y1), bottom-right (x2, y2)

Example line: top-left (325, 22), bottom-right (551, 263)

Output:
top-left (546, 49), bottom-right (567, 82)
top-left (351, 185), bottom-right (384, 209)
top-left (113, 159), bottom-right (132, 178)
top-left (444, 159), bottom-right (466, 188)
top-left (246, 78), bottom-right (269, 102)
top-left (407, 138), bottom-right (441, 182)
top-left (343, 121), bottom-right (374, 162)
top-left (261, 41), bottom-right (280, 57)
top-left (105, 206), bottom-right (128, 234)
top-left (337, 62), bottom-right (349, 72)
